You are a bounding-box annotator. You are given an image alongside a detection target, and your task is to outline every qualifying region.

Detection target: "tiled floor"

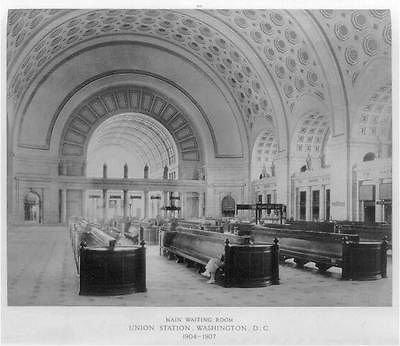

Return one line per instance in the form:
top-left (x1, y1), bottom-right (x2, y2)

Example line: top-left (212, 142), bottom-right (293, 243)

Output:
top-left (7, 226), bottom-right (392, 306)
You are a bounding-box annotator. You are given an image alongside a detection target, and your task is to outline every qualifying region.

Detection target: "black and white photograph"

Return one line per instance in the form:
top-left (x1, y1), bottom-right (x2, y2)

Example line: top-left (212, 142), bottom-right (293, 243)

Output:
top-left (1, 2), bottom-right (399, 345)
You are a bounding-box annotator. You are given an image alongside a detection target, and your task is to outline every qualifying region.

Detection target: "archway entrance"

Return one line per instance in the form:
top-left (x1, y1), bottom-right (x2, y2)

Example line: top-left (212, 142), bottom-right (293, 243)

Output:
top-left (221, 195), bottom-right (235, 217)
top-left (24, 190), bottom-right (41, 223)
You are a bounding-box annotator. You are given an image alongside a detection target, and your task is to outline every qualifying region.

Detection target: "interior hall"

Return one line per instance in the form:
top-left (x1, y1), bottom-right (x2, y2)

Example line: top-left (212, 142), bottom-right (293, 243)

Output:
top-left (6, 9), bottom-right (393, 307)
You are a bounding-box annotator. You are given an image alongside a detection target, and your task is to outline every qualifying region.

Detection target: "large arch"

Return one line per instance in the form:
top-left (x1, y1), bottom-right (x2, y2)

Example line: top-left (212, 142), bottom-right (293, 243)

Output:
top-left (59, 86), bottom-right (201, 163)
top-left (13, 41), bottom-right (246, 161)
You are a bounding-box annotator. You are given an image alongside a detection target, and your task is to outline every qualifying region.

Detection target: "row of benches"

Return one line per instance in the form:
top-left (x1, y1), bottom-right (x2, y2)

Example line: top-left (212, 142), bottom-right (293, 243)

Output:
top-left (251, 225), bottom-right (388, 280)
top-left (280, 220), bottom-right (392, 244)
top-left (161, 223), bottom-right (388, 284)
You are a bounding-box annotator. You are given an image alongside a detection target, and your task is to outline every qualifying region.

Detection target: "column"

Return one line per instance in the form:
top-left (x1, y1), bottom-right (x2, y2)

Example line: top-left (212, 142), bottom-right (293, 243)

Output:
top-left (319, 185), bottom-right (325, 221)
top-left (163, 191), bottom-right (168, 207)
top-left (375, 181), bottom-right (382, 222)
top-left (102, 189), bottom-right (107, 221)
top-left (178, 192), bottom-right (183, 219)
top-left (163, 191), bottom-right (168, 217)
top-left (328, 135), bottom-right (350, 220)
top-left (156, 197), bottom-right (161, 217)
top-left (292, 181), bottom-right (297, 220)
top-left (82, 189), bottom-right (87, 218)
top-left (199, 192), bottom-right (204, 218)
top-left (274, 150), bottom-right (289, 205)
top-left (306, 186), bottom-right (311, 221)
top-left (61, 189), bottom-right (67, 223)
top-left (123, 189), bottom-right (128, 218)
top-left (144, 190), bottom-right (149, 218)
top-left (355, 177), bottom-right (360, 221)
top-left (360, 200), bottom-right (365, 222)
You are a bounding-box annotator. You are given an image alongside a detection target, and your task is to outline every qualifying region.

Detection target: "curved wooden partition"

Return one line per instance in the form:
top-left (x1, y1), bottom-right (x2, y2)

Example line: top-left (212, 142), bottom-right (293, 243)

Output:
top-left (224, 243), bottom-right (279, 288)
top-left (342, 240), bottom-right (388, 280)
top-left (69, 218), bottom-right (147, 295)
top-left (79, 244), bottom-right (146, 296)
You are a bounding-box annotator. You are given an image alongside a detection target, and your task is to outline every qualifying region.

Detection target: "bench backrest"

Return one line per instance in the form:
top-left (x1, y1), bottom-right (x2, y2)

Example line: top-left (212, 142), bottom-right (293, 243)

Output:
top-left (265, 221), bottom-right (336, 233)
top-left (251, 226), bottom-right (359, 260)
top-left (164, 227), bottom-right (249, 262)
top-left (164, 231), bottom-right (226, 261)
top-left (339, 224), bottom-right (392, 242)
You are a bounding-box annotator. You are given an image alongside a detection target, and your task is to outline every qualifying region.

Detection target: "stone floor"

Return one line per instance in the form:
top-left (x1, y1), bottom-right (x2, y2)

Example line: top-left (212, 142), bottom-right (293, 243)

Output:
top-left (7, 226), bottom-right (392, 306)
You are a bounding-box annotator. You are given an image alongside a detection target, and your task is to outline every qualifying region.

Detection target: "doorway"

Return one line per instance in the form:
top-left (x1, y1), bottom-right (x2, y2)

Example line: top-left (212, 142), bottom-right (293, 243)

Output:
top-left (325, 189), bottom-right (330, 220)
top-left (312, 190), bottom-right (320, 221)
top-left (221, 195), bottom-right (235, 217)
top-left (299, 191), bottom-right (306, 220)
top-left (364, 201), bottom-right (376, 224)
top-left (24, 191), bottom-right (41, 223)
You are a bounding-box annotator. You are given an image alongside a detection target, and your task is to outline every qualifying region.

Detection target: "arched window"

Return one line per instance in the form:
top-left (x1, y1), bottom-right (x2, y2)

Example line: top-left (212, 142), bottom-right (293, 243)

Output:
top-left (24, 190), bottom-right (40, 223)
top-left (163, 165), bottom-right (168, 179)
top-left (363, 152), bottom-right (376, 162)
top-left (221, 195), bottom-right (235, 217)
top-left (58, 160), bottom-right (64, 176)
top-left (251, 130), bottom-right (278, 181)
top-left (103, 163), bottom-right (107, 178)
top-left (144, 164), bottom-right (149, 179)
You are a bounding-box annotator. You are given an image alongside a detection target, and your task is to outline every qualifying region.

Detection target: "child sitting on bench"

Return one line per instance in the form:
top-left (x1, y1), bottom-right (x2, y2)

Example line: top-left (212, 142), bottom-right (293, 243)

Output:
top-left (201, 255), bottom-right (224, 284)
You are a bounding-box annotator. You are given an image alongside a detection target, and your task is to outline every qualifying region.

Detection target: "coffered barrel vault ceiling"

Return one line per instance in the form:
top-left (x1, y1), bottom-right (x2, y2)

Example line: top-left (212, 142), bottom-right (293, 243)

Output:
top-left (87, 113), bottom-right (179, 171)
top-left (8, 9), bottom-right (391, 159)
top-left (355, 83), bottom-right (392, 141)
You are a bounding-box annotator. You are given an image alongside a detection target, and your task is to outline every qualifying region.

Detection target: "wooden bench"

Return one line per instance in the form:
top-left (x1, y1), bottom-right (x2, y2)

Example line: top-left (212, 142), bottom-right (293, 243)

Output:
top-left (284, 220), bottom-right (392, 246)
top-left (251, 225), bottom-right (388, 280)
top-left (177, 220), bottom-right (223, 233)
top-left (284, 220), bottom-right (335, 233)
top-left (161, 227), bottom-right (279, 287)
top-left (226, 222), bottom-right (254, 236)
top-left (338, 223), bottom-right (392, 245)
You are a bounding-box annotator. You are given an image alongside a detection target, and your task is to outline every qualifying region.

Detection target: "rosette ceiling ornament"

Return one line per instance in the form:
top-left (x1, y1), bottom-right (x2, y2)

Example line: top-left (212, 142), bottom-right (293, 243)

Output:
top-left (8, 9), bottom-right (391, 143)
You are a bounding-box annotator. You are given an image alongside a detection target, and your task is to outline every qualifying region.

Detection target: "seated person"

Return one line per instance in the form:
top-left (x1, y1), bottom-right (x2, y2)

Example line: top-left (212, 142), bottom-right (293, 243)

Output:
top-left (201, 255), bottom-right (224, 284)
